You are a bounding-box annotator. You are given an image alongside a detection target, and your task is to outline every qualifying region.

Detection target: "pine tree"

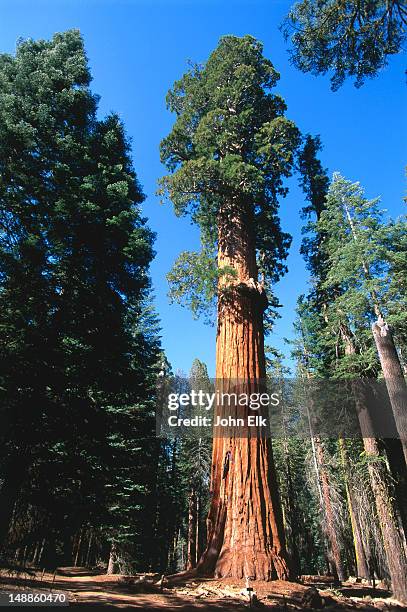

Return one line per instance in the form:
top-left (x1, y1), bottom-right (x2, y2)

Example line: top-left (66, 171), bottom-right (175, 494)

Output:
top-left (297, 149), bottom-right (407, 600)
top-left (316, 173), bottom-right (407, 464)
top-left (181, 359), bottom-right (212, 570)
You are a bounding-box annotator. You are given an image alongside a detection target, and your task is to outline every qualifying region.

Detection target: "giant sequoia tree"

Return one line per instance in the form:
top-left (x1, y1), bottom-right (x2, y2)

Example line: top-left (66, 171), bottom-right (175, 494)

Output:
top-left (160, 35), bottom-right (301, 580)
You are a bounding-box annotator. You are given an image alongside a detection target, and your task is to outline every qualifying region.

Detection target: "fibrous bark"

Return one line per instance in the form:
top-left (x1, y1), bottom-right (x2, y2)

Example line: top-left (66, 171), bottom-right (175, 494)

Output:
top-left (196, 203), bottom-right (290, 581)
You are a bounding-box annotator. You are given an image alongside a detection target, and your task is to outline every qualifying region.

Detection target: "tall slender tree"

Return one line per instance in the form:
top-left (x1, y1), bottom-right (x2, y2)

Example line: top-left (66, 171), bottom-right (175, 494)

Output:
top-left (316, 174), bottom-right (407, 464)
top-left (182, 359), bottom-right (212, 570)
top-left (160, 35), bottom-right (301, 580)
top-left (0, 30), bottom-right (159, 565)
top-left (297, 147), bottom-right (407, 601)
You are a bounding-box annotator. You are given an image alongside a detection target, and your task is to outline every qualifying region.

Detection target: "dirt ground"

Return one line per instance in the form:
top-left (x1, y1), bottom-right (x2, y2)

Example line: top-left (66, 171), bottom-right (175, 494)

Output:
top-left (0, 567), bottom-right (405, 610)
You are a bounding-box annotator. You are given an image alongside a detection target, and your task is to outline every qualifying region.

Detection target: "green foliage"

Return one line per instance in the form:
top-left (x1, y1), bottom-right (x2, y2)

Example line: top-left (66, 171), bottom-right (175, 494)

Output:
top-left (268, 350), bottom-right (328, 574)
top-left (293, 141), bottom-right (403, 582)
top-left (180, 359), bottom-right (213, 492)
top-left (0, 30), bottom-right (160, 568)
top-left (151, 359), bottom-right (212, 572)
top-left (295, 157), bottom-right (406, 378)
top-left (282, 0), bottom-right (407, 90)
top-left (313, 173), bottom-right (406, 374)
top-left (274, 435), bottom-right (327, 574)
top-left (294, 136), bottom-right (337, 376)
top-left (160, 35), bottom-right (301, 320)
top-left (297, 135), bottom-right (332, 325)
top-left (378, 218), bottom-right (407, 354)
top-left (167, 249), bottom-right (236, 322)
top-left (298, 135), bottom-right (330, 222)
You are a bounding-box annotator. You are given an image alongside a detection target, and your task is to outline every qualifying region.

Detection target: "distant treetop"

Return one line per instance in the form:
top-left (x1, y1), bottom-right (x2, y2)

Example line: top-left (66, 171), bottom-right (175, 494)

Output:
top-left (282, 0), bottom-right (407, 90)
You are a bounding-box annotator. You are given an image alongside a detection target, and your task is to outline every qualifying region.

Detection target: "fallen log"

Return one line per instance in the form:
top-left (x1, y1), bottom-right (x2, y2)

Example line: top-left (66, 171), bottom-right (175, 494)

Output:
top-left (264, 580), bottom-right (323, 609)
top-left (170, 577), bottom-right (325, 608)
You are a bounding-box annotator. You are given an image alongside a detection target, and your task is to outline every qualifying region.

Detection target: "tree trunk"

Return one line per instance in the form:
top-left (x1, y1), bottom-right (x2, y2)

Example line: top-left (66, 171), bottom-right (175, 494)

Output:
top-left (338, 438), bottom-right (369, 579)
top-left (314, 438), bottom-right (345, 581)
top-left (74, 526), bottom-right (83, 567)
top-left (38, 538), bottom-right (46, 566)
top-left (341, 328), bottom-right (407, 602)
top-left (342, 205), bottom-right (407, 463)
top-left (280, 434), bottom-right (301, 576)
top-left (197, 203), bottom-right (290, 580)
top-left (372, 319), bottom-right (407, 466)
top-left (363, 436), bottom-right (407, 603)
top-left (32, 541), bottom-right (40, 565)
top-left (0, 457), bottom-right (28, 552)
top-left (168, 529), bottom-right (179, 571)
top-left (195, 491), bottom-right (201, 564)
top-left (85, 529), bottom-right (93, 567)
top-left (107, 542), bottom-right (118, 575)
top-left (302, 365), bottom-right (345, 581)
top-left (383, 438), bottom-right (407, 537)
top-left (186, 487), bottom-right (197, 570)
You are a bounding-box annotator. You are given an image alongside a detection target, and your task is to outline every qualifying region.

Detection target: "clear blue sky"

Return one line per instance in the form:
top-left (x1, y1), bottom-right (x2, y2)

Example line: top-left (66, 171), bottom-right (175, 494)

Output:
top-left (2, 0), bottom-right (406, 376)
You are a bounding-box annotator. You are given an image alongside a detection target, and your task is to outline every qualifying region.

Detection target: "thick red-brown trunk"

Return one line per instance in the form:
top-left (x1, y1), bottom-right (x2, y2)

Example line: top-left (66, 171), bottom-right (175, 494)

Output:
top-left (196, 202), bottom-right (290, 580)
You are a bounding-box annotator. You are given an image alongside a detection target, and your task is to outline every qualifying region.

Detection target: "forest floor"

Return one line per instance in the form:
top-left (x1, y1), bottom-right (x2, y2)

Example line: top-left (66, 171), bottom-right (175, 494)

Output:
top-left (0, 567), bottom-right (406, 610)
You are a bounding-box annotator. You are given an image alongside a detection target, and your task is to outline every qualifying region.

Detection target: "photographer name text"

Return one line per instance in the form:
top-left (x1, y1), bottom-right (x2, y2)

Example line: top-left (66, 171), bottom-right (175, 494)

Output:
top-left (166, 390), bottom-right (280, 429)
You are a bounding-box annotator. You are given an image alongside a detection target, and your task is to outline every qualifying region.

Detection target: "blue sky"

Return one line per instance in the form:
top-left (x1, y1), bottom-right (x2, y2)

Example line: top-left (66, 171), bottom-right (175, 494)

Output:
top-left (1, 0), bottom-right (406, 376)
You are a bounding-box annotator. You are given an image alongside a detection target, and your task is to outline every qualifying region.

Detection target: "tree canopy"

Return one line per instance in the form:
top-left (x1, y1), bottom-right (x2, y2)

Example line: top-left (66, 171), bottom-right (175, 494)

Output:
top-left (160, 35), bottom-right (301, 322)
top-left (282, 0), bottom-right (407, 89)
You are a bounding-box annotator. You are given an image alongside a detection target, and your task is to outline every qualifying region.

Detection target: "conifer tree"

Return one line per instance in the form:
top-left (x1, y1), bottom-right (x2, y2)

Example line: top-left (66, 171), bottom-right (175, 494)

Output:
top-left (182, 359), bottom-right (212, 570)
top-left (282, 0), bottom-right (407, 90)
top-left (297, 149), bottom-right (407, 601)
top-left (160, 35), bottom-right (301, 580)
top-left (316, 174), bottom-right (407, 464)
top-left (0, 30), bottom-right (159, 565)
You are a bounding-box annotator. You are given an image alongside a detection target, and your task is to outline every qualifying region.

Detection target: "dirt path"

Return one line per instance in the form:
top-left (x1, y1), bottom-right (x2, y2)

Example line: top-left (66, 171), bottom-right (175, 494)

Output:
top-left (0, 568), bottom-right (405, 609)
top-left (0, 570), bottom-right (248, 610)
